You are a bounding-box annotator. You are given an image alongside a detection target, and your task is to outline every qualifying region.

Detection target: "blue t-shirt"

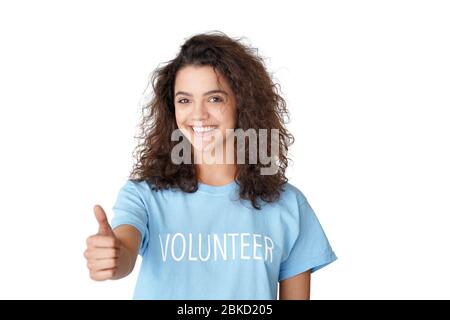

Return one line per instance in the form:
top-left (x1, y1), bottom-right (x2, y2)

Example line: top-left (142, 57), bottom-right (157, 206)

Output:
top-left (111, 179), bottom-right (337, 300)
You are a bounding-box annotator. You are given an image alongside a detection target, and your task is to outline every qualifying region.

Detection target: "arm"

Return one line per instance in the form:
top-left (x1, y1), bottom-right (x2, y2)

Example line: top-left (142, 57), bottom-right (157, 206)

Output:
top-left (111, 224), bottom-right (141, 280)
top-left (279, 269), bottom-right (311, 300)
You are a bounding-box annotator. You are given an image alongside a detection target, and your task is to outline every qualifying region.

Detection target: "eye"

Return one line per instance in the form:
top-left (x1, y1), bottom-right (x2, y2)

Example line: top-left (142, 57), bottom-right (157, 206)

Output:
top-left (208, 96), bottom-right (223, 103)
top-left (177, 98), bottom-right (190, 104)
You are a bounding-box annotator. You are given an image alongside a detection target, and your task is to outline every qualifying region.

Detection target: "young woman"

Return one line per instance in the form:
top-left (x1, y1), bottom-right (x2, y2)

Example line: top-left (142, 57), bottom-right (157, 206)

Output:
top-left (84, 31), bottom-right (337, 300)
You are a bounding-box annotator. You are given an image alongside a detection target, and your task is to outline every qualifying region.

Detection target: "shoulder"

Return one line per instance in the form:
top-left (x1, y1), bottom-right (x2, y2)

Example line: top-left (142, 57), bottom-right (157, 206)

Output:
top-left (278, 182), bottom-right (308, 208)
top-left (258, 181), bottom-right (310, 224)
top-left (116, 179), bottom-right (156, 204)
top-left (119, 179), bottom-right (181, 203)
top-left (120, 179), bottom-right (150, 193)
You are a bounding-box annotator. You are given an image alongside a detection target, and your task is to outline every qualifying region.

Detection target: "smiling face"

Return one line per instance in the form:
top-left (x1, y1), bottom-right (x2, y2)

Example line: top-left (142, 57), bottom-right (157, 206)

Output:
top-left (174, 65), bottom-right (237, 156)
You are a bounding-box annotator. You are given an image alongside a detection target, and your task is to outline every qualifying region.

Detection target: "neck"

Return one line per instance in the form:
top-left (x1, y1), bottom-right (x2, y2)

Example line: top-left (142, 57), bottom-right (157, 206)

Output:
top-left (193, 141), bottom-right (237, 186)
top-left (195, 163), bottom-right (237, 186)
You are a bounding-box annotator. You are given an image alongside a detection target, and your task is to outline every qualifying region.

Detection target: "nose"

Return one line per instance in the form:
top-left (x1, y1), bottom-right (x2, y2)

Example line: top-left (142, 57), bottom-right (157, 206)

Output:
top-left (191, 100), bottom-right (209, 121)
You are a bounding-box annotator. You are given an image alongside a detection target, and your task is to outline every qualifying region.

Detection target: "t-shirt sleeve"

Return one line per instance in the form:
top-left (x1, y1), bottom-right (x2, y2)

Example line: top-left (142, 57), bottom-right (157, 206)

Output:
top-left (111, 180), bottom-right (149, 256)
top-left (279, 199), bottom-right (337, 281)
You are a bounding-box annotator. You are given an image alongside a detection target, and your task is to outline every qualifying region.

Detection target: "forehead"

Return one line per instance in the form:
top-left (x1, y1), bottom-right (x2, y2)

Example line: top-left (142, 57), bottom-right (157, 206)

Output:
top-left (174, 65), bottom-right (232, 92)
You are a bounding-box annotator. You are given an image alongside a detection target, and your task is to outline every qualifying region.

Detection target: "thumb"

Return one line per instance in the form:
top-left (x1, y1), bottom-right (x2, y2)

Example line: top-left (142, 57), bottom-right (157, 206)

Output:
top-left (94, 204), bottom-right (114, 236)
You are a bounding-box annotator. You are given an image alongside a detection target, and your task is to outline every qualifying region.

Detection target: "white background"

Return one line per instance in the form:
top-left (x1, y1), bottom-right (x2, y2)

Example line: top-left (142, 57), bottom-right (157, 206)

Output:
top-left (0, 0), bottom-right (449, 299)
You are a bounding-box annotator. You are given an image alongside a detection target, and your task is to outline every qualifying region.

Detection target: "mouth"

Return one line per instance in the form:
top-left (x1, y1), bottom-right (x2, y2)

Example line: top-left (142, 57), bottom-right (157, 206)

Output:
top-left (189, 125), bottom-right (219, 137)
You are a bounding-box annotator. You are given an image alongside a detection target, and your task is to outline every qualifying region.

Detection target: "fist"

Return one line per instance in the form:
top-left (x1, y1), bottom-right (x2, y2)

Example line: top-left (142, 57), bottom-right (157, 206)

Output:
top-left (84, 205), bottom-right (121, 281)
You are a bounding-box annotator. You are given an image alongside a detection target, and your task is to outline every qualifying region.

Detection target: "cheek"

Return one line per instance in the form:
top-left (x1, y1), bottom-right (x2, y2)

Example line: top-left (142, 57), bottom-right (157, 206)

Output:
top-left (230, 107), bottom-right (237, 126)
top-left (174, 108), bottom-right (187, 126)
top-left (215, 105), bottom-right (236, 127)
top-left (224, 108), bottom-right (237, 128)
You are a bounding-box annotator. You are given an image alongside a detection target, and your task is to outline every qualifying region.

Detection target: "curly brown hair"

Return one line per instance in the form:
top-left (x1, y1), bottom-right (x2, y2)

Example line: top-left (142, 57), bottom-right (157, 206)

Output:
top-left (129, 31), bottom-right (294, 210)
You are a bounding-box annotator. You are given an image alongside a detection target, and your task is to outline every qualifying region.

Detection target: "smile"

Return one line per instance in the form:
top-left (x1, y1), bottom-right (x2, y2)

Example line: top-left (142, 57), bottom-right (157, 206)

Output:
top-left (190, 126), bottom-right (218, 135)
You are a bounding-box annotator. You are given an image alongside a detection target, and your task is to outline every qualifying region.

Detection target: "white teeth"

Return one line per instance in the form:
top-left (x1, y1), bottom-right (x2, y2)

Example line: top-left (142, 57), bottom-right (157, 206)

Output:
top-left (192, 126), bottom-right (217, 133)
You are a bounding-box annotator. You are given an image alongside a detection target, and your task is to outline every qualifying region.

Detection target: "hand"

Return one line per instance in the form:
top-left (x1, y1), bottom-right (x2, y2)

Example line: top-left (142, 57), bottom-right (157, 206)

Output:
top-left (84, 205), bottom-right (121, 281)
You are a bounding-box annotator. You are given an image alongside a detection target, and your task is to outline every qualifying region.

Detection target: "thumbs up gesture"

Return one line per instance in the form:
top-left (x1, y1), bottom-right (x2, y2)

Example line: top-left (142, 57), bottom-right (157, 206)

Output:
top-left (84, 205), bottom-right (121, 281)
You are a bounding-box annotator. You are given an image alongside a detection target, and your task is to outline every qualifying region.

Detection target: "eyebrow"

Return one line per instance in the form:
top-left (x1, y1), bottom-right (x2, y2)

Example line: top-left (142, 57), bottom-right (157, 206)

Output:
top-left (175, 90), bottom-right (228, 97)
